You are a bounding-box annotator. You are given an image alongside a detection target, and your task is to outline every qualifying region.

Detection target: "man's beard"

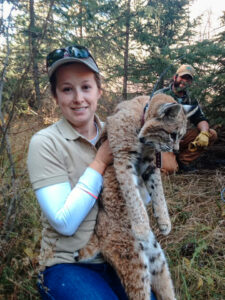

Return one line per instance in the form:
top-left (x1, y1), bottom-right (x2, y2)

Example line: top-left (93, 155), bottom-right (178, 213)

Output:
top-left (174, 79), bottom-right (190, 92)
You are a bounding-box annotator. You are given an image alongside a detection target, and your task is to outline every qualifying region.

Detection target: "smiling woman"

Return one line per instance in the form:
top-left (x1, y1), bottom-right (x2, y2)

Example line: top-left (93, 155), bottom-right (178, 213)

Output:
top-left (26, 44), bottom-right (157, 299)
top-left (26, 45), bottom-right (117, 299)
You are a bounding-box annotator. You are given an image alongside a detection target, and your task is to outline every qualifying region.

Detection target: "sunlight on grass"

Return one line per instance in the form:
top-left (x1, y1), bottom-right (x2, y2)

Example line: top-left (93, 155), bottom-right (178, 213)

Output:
top-left (1, 115), bottom-right (225, 299)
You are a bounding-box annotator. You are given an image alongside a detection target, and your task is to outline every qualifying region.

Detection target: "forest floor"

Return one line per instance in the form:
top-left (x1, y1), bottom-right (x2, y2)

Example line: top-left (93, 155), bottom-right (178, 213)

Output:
top-left (0, 112), bottom-right (224, 300)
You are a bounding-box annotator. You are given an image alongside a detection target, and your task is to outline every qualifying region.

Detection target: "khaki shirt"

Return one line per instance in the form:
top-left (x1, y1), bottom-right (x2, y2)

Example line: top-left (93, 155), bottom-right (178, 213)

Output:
top-left (27, 116), bottom-right (104, 269)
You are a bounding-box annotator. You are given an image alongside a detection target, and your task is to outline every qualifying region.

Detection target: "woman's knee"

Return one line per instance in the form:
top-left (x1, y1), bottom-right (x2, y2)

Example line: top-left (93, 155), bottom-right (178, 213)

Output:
top-left (38, 264), bottom-right (119, 300)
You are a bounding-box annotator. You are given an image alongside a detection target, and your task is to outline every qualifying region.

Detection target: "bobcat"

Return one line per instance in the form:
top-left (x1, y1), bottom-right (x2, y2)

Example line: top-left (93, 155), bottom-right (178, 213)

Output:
top-left (75, 94), bottom-right (194, 300)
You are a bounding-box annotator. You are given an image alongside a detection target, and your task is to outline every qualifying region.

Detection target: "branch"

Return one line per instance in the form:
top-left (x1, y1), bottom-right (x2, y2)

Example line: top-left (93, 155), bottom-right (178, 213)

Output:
top-left (0, 6), bottom-right (20, 235)
top-left (37, 0), bottom-right (55, 46)
top-left (0, 61), bottom-right (31, 155)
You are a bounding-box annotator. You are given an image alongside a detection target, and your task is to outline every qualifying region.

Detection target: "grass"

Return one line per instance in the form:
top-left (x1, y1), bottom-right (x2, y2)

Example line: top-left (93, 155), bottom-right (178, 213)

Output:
top-left (0, 115), bottom-right (43, 300)
top-left (0, 113), bottom-right (224, 299)
top-left (156, 170), bottom-right (225, 300)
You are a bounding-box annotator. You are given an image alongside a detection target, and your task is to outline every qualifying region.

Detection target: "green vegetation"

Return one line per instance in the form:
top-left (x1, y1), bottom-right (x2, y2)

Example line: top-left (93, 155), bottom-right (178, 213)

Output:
top-left (159, 171), bottom-right (225, 300)
top-left (1, 0), bottom-right (225, 299)
top-left (1, 108), bottom-right (224, 300)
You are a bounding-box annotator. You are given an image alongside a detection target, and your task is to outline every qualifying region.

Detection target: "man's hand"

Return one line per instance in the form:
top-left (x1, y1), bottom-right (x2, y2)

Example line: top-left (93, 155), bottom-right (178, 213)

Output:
top-left (188, 131), bottom-right (210, 152)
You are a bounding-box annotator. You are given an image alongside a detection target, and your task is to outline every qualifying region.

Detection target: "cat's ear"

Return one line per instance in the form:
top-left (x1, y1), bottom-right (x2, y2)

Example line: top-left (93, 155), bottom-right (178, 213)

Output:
top-left (159, 103), bottom-right (182, 119)
top-left (182, 104), bottom-right (199, 118)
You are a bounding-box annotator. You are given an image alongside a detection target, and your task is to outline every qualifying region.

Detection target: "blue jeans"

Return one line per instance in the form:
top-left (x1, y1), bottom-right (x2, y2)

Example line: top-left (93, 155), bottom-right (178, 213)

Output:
top-left (37, 262), bottom-right (157, 300)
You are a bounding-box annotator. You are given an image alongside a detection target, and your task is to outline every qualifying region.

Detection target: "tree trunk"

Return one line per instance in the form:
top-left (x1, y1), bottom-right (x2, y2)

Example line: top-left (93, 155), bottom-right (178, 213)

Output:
top-left (79, 0), bottom-right (83, 38)
top-left (122, 0), bottom-right (131, 100)
top-left (38, 0), bottom-right (55, 45)
top-left (0, 0), bottom-right (3, 34)
top-left (29, 0), bottom-right (41, 109)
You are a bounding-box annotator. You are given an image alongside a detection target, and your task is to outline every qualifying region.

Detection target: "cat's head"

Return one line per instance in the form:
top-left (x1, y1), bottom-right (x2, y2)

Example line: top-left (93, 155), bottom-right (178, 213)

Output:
top-left (138, 94), bottom-right (194, 153)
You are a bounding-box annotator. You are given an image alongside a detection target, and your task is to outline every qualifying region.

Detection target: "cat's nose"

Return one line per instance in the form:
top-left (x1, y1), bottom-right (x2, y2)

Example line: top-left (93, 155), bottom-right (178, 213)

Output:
top-left (139, 137), bottom-right (145, 144)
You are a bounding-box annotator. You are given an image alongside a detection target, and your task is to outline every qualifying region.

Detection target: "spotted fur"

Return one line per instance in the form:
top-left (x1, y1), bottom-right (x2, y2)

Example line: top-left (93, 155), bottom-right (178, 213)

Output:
top-left (75, 94), bottom-right (191, 300)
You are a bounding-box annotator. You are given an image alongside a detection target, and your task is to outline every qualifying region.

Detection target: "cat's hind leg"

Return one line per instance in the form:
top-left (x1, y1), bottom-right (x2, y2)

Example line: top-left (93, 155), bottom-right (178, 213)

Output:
top-left (104, 239), bottom-right (151, 300)
top-left (146, 232), bottom-right (176, 300)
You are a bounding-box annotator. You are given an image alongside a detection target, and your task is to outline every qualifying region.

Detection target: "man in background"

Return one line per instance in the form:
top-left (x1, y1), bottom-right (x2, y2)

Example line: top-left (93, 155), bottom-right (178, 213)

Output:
top-left (154, 64), bottom-right (217, 174)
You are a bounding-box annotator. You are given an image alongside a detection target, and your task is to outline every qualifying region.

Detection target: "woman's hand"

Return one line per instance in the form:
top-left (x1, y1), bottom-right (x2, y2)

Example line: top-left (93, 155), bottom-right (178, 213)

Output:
top-left (89, 140), bottom-right (113, 175)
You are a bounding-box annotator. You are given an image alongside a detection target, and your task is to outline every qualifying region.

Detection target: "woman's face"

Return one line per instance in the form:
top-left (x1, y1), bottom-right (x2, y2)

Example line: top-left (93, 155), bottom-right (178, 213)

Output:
top-left (55, 63), bottom-right (101, 129)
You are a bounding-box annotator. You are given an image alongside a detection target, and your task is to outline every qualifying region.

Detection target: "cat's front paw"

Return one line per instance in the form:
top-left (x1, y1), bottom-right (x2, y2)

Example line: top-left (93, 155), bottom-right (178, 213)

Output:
top-left (73, 249), bottom-right (90, 262)
top-left (158, 221), bottom-right (171, 236)
top-left (74, 247), bottom-right (100, 263)
top-left (74, 249), bottom-right (89, 262)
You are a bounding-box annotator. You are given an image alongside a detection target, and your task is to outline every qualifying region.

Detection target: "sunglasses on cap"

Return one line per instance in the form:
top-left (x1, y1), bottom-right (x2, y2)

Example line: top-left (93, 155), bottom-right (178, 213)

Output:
top-left (46, 45), bottom-right (99, 75)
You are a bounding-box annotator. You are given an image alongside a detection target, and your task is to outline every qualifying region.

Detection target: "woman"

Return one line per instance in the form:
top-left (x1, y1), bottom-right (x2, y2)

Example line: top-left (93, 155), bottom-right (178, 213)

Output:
top-left (27, 45), bottom-right (157, 300)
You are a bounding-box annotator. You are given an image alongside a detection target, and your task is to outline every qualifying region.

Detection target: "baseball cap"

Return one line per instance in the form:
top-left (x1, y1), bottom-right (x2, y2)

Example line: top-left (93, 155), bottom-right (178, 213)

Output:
top-left (176, 64), bottom-right (195, 78)
top-left (46, 45), bottom-right (99, 78)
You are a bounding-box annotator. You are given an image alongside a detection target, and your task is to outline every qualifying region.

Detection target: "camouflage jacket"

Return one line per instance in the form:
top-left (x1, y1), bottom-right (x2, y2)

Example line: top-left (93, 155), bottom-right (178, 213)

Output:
top-left (154, 83), bottom-right (207, 126)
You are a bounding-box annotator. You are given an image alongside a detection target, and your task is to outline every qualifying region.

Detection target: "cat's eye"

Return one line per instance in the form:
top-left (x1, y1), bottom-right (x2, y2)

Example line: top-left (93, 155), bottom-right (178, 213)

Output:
top-left (170, 132), bottom-right (177, 141)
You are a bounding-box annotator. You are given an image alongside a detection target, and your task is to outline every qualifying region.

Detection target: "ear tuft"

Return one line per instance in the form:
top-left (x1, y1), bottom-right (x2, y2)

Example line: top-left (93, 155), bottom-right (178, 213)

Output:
top-left (159, 103), bottom-right (182, 119)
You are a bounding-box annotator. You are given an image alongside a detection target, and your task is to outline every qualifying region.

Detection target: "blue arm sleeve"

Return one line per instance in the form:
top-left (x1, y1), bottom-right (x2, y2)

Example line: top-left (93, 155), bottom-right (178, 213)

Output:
top-left (35, 167), bottom-right (103, 236)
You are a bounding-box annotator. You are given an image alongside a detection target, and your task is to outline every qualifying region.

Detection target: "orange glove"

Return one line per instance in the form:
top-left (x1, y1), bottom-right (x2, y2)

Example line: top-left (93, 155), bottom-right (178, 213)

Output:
top-left (188, 131), bottom-right (210, 152)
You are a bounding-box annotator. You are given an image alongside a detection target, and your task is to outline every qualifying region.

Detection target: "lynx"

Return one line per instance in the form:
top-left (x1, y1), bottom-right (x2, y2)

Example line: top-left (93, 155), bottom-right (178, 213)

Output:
top-left (75, 94), bottom-right (194, 300)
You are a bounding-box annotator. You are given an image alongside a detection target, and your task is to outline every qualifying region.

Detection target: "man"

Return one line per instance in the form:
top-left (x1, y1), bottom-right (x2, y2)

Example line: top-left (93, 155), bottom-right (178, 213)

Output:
top-left (154, 64), bottom-right (217, 173)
